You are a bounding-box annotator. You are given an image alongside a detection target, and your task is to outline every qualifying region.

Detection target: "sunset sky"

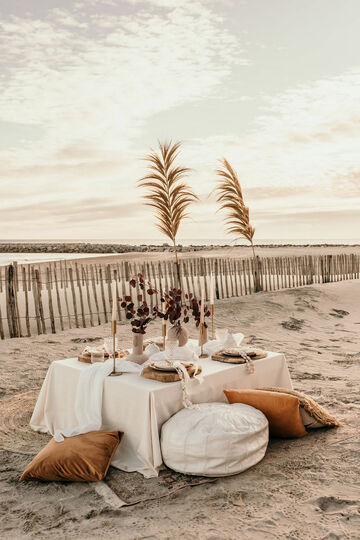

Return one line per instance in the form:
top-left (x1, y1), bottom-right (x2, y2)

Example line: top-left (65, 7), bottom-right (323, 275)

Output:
top-left (1, 0), bottom-right (359, 242)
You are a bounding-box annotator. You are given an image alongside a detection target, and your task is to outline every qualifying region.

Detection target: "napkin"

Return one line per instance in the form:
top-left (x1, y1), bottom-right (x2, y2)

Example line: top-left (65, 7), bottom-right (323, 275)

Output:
top-left (197, 332), bottom-right (244, 356)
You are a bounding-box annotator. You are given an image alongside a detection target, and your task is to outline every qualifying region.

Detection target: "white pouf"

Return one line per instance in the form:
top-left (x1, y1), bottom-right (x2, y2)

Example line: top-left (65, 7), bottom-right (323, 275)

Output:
top-left (161, 403), bottom-right (269, 477)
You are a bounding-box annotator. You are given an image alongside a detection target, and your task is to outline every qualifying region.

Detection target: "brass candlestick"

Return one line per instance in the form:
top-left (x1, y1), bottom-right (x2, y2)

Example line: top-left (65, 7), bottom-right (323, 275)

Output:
top-left (109, 320), bottom-right (122, 376)
top-left (211, 304), bottom-right (215, 340)
top-left (199, 322), bottom-right (208, 358)
top-left (162, 321), bottom-right (166, 351)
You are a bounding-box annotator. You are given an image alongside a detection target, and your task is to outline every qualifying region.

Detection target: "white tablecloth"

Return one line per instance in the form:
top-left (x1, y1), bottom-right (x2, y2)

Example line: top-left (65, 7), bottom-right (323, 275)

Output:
top-left (30, 352), bottom-right (292, 478)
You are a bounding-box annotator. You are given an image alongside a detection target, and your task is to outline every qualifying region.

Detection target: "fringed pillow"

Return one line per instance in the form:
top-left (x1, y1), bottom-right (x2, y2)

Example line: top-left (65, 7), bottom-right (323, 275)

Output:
top-left (260, 387), bottom-right (341, 429)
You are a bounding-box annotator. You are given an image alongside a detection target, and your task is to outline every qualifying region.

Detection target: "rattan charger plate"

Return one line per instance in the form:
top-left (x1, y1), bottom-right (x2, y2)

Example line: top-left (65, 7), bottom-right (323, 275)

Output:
top-left (211, 351), bottom-right (267, 364)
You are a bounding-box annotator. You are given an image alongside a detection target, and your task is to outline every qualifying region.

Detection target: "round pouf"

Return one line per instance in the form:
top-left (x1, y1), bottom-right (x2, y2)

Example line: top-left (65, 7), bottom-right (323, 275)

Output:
top-left (161, 403), bottom-right (269, 477)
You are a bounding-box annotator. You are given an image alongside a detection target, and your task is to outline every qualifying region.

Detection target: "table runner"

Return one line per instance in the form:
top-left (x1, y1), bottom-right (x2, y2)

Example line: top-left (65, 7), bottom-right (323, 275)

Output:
top-left (30, 351), bottom-right (292, 478)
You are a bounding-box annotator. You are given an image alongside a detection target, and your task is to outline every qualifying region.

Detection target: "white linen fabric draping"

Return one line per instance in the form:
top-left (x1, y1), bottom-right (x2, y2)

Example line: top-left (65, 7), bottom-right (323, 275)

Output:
top-left (53, 358), bottom-right (142, 442)
top-left (30, 351), bottom-right (292, 478)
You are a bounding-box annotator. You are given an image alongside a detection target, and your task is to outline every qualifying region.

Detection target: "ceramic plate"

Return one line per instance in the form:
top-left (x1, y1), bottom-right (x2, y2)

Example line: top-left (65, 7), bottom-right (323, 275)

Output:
top-left (151, 361), bottom-right (177, 372)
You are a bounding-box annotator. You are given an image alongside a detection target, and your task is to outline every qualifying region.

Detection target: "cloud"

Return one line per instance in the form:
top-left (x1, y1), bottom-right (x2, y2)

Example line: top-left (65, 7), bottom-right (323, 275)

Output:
top-left (0, 1), bottom-right (359, 241)
top-left (0, 198), bottom-right (141, 223)
top-left (181, 70), bottom-right (360, 233)
top-left (0, 1), bottom-right (241, 154)
top-left (0, 0), bottom-right (245, 239)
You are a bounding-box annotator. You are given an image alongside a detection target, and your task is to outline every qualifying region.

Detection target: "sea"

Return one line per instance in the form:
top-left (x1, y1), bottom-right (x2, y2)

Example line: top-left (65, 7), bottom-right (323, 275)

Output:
top-left (0, 238), bottom-right (359, 266)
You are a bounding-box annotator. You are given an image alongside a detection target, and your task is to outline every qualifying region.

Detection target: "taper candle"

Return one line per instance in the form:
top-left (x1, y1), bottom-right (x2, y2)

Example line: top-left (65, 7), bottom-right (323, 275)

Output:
top-left (210, 272), bottom-right (215, 339)
top-left (112, 281), bottom-right (117, 326)
top-left (200, 277), bottom-right (205, 325)
top-left (111, 281), bottom-right (117, 374)
top-left (210, 272), bottom-right (215, 306)
top-left (161, 299), bottom-right (166, 349)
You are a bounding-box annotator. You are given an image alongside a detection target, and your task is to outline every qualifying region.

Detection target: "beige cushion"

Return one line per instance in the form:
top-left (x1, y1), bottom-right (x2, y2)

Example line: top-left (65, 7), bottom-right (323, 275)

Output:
top-left (20, 431), bottom-right (122, 482)
top-left (299, 408), bottom-right (323, 429)
top-left (261, 387), bottom-right (341, 429)
top-left (224, 389), bottom-right (307, 438)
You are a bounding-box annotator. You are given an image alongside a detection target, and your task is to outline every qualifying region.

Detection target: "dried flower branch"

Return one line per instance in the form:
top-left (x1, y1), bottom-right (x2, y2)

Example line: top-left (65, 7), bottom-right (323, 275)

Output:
top-left (120, 273), bottom-right (158, 334)
top-left (188, 295), bottom-right (211, 328)
top-left (155, 287), bottom-right (190, 327)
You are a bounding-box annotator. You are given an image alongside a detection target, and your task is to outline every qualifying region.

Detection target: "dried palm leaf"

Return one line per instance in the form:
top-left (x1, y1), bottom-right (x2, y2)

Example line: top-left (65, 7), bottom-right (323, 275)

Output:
top-left (138, 141), bottom-right (198, 265)
top-left (215, 158), bottom-right (261, 291)
top-left (215, 158), bottom-right (255, 254)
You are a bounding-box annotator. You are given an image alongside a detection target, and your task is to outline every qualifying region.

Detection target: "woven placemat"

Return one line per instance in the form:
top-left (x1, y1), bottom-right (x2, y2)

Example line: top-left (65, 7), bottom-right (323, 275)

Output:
top-left (142, 363), bottom-right (202, 383)
top-left (78, 351), bottom-right (130, 363)
top-left (211, 351), bottom-right (267, 364)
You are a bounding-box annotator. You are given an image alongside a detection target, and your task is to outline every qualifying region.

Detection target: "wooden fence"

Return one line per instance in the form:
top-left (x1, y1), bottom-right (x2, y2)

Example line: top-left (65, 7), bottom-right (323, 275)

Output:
top-left (1, 253), bottom-right (359, 339)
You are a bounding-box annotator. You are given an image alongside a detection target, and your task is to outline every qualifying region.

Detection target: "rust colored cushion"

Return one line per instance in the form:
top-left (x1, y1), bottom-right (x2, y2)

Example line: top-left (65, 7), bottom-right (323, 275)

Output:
top-left (20, 431), bottom-right (122, 482)
top-left (224, 389), bottom-right (307, 438)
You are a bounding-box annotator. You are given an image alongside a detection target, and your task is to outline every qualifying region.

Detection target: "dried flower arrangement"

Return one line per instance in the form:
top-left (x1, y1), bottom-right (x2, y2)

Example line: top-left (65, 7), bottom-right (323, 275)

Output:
top-left (120, 274), bottom-right (158, 334)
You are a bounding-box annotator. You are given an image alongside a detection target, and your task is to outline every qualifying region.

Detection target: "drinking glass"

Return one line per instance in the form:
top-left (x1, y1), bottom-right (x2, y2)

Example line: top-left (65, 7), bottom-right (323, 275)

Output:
top-left (91, 350), bottom-right (105, 363)
top-left (104, 337), bottom-right (118, 357)
top-left (165, 339), bottom-right (178, 362)
top-left (216, 328), bottom-right (229, 344)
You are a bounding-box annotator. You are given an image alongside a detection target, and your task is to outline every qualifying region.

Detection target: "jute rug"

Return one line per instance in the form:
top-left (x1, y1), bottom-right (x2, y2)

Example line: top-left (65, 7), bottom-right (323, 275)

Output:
top-left (0, 390), bottom-right (51, 455)
top-left (0, 390), bottom-right (217, 506)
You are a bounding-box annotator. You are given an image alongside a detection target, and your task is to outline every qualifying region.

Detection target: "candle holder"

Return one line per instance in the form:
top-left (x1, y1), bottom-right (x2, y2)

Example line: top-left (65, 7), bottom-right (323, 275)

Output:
top-left (109, 321), bottom-right (122, 376)
top-left (199, 323), bottom-right (209, 358)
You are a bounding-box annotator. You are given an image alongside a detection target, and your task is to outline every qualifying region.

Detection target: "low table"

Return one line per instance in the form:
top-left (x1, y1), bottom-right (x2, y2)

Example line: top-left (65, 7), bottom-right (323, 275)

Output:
top-left (30, 351), bottom-right (292, 478)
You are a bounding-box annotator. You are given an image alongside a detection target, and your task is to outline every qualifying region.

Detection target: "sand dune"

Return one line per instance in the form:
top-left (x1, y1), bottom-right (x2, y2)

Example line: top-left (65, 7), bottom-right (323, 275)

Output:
top-left (0, 280), bottom-right (359, 539)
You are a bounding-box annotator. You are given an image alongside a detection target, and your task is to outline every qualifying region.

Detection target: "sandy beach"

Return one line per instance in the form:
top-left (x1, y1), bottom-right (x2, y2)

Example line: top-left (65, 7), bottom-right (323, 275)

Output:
top-left (1, 278), bottom-right (359, 539)
top-left (3, 0), bottom-right (360, 537)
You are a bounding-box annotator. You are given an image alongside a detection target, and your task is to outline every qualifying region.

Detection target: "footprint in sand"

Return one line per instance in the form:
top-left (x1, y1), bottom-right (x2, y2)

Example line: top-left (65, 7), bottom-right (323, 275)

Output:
top-left (329, 309), bottom-right (350, 318)
top-left (293, 372), bottom-right (324, 380)
top-left (71, 337), bottom-right (102, 343)
top-left (314, 496), bottom-right (359, 514)
top-left (281, 317), bottom-right (305, 331)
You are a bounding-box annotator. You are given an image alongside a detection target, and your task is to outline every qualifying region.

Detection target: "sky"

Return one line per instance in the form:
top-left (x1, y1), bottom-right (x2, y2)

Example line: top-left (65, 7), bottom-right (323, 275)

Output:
top-left (1, 0), bottom-right (360, 242)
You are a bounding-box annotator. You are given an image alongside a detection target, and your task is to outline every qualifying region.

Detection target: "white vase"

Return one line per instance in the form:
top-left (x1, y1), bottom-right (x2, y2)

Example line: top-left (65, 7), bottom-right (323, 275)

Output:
top-left (167, 324), bottom-right (189, 347)
top-left (127, 333), bottom-right (148, 365)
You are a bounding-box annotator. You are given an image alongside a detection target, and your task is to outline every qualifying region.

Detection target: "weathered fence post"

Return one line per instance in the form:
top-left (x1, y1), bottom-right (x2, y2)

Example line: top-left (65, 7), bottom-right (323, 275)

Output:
top-left (6, 265), bottom-right (19, 337)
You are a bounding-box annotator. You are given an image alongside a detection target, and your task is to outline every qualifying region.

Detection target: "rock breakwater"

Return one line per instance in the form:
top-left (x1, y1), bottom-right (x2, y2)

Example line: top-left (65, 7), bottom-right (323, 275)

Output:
top-left (0, 242), bottom-right (216, 254)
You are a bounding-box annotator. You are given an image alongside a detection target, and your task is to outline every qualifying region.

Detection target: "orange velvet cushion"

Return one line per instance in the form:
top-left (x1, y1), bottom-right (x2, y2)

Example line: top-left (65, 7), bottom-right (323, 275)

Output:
top-left (20, 431), bottom-right (122, 482)
top-left (224, 389), bottom-right (307, 438)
